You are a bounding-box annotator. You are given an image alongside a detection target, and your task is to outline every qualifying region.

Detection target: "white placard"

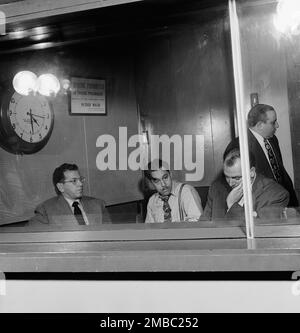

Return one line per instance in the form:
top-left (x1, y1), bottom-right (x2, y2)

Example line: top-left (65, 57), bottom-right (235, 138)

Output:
top-left (71, 77), bottom-right (106, 115)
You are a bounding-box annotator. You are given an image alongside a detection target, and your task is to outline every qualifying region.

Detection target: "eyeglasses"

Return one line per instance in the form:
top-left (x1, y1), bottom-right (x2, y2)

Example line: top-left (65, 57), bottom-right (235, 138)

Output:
top-left (63, 177), bottom-right (86, 185)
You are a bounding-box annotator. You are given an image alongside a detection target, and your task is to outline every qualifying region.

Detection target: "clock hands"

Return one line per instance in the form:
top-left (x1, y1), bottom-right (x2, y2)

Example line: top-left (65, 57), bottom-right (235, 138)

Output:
top-left (32, 116), bottom-right (39, 127)
top-left (29, 109), bottom-right (34, 134)
top-left (30, 113), bottom-right (45, 119)
top-left (27, 109), bottom-right (40, 134)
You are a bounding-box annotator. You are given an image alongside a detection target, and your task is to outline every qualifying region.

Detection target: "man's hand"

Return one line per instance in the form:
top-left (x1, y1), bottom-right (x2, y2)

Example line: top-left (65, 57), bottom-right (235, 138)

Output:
top-left (226, 182), bottom-right (243, 210)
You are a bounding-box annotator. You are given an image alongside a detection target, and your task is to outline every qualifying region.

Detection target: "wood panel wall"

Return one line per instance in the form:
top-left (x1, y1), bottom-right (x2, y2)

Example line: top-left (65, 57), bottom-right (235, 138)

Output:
top-left (135, 15), bottom-right (235, 187)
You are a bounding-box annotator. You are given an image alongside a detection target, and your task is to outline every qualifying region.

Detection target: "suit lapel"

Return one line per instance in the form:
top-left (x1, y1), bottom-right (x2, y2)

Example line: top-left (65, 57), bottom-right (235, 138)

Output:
top-left (57, 195), bottom-right (72, 213)
top-left (248, 130), bottom-right (266, 163)
top-left (248, 130), bottom-right (274, 178)
top-left (56, 195), bottom-right (78, 224)
top-left (80, 197), bottom-right (102, 225)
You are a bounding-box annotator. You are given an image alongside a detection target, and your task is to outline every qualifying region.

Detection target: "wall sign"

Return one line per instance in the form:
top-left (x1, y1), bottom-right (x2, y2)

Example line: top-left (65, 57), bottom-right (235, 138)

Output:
top-left (70, 77), bottom-right (106, 115)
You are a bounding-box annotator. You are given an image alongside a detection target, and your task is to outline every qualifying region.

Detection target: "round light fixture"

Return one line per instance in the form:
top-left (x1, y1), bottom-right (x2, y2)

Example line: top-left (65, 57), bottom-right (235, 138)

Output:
top-left (274, 0), bottom-right (300, 35)
top-left (37, 73), bottom-right (60, 96)
top-left (12, 71), bottom-right (38, 96)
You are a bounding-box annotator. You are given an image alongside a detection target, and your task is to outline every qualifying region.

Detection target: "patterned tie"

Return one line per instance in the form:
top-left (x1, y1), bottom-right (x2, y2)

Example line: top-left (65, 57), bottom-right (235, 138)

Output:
top-left (264, 138), bottom-right (281, 183)
top-left (72, 201), bottom-right (86, 225)
top-left (160, 195), bottom-right (172, 222)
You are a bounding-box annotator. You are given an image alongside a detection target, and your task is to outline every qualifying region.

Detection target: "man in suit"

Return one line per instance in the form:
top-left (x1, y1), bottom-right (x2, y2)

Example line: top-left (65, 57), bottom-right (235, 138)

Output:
top-left (203, 148), bottom-right (289, 220)
top-left (224, 104), bottom-right (298, 207)
top-left (29, 163), bottom-right (111, 226)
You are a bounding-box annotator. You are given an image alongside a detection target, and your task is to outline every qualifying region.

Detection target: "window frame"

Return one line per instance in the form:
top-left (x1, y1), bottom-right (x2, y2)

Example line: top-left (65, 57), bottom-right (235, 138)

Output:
top-left (1, 221), bottom-right (300, 272)
top-left (0, 0), bottom-right (299, 274)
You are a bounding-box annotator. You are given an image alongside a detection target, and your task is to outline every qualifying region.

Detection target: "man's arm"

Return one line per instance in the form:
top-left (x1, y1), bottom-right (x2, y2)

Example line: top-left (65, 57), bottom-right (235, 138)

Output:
top-left (255, 180), bottom-right (289, 219)
top-left (202, 186), bottom-right (213, 220)
top-left (28, 203), bottom-right (50, 225)
top-left (225, 202), bottom-right (245, 219)
top-left (181, 185), bottom-right (203, 221)
top-left (145, 196), bottom-right (156, 223)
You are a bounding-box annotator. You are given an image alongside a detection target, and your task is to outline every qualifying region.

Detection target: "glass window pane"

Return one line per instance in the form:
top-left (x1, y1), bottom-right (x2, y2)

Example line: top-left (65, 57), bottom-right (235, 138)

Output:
top-left (235, 0), bottom-right (300, 224)
top-left (0, 0), bottom-right (247, 231)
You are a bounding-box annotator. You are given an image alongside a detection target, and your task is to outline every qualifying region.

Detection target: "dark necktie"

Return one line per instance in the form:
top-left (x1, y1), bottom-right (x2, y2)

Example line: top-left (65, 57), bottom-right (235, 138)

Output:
top-left (72, 201), bottom-right (86, 225)
top-left (264, 138), bottom-right (281, 183)
top-left (160, 195), bottom-right (172, 222)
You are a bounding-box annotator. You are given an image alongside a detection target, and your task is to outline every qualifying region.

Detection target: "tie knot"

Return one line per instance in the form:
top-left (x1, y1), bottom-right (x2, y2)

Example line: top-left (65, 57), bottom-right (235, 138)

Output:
top-left (72, 201), bottom-right (79, 208)
top-left (264, 138), bottom-right (271, 148)
top-left (160, 194), bottom-right (171, 202)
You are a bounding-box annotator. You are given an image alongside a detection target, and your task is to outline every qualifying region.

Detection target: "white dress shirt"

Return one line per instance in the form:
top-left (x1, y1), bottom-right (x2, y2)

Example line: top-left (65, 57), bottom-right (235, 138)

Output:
top-left (145, 181), bottom-right (203, 223)
top-left (63, 196), bottom-right (89, 225)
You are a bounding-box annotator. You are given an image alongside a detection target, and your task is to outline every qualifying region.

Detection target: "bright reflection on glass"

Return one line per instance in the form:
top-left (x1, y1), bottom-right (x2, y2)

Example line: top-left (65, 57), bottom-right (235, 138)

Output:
top-left (274, 0), bottom-right (300, 35)
top-left (61, 79), bottom-right (70, 91)
top-left (12, 71), bottom-right (37, 96)
top-left (37, 73), bottom-right (60, 96)
top-left (142, 131), bottom-right (149, 144)
top-left (9, 29), bottom-right (27, 39)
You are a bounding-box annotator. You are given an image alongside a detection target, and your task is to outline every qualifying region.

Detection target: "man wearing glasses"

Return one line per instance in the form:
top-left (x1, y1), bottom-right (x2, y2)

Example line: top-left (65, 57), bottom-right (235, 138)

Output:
top-left (29, 163), bottom-right (111, 226)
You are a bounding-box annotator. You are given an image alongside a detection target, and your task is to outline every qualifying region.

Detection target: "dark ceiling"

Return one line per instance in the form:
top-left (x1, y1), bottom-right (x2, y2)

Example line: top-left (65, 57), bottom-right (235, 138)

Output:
top-left (0, 0), bottom-right (228, 55)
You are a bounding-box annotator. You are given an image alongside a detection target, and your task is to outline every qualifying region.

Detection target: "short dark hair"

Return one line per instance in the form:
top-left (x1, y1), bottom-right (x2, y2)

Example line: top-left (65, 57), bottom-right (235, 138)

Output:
top-left (223, 148), bottom-right (256, 168)
top-left (53, 163), bottom-right (79, 194)
top-left (144, 159), bottom-right (170, 180)
top-left (247, 104), bottom-right (274, 128)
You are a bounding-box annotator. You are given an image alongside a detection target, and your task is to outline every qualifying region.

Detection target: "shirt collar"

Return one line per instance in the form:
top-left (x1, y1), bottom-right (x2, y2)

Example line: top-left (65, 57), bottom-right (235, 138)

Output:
top-left (249, 128), bottom-right (265, 146)
top-left (63, 195), bottom-right (81, 207)
top-left (170, 180), bottom-right (180, 196)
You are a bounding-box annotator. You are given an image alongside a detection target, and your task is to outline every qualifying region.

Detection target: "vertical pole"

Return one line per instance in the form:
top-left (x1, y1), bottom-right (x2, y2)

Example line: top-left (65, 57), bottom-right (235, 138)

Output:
top-left (228, 0), bottom-right (254, 239)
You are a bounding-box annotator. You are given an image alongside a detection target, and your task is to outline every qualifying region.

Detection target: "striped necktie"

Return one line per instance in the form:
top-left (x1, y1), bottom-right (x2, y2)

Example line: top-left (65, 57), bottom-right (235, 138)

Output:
top-left (160, 194), bottom-right (172, 222)
top-left (264, 138), bottom-right (281, 183)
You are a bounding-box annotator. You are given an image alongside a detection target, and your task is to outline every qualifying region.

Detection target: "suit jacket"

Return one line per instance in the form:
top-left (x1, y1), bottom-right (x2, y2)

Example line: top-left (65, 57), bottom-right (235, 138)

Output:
top-left (203, 173), bottom-right (289, 220)
top-left (28, 195), bottom-right (111, 226)
top-left (224, 130), bottom-right (298, 207)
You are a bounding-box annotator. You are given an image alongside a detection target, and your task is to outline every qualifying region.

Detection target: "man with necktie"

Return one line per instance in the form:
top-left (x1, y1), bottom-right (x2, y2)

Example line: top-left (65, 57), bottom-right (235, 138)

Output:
top-left (145, 159), bottom-right (203, 223)
top-left (29, 163), bottom-right (111, 226)
top-left (203, 148), bottom-right (289, 220)
top-left (224, 104), bottom-right (298, 207)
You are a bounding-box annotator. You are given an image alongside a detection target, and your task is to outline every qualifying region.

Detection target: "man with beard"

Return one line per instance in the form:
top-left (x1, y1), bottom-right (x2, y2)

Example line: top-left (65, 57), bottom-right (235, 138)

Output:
top-left (224, 103), bottom-right (298, 207)
top-left (29, 163), bottom-right (111, 226)
top-left (145, 159), bottom-right (203, 223)
top-left (203, 148), bottom-right (289, 220)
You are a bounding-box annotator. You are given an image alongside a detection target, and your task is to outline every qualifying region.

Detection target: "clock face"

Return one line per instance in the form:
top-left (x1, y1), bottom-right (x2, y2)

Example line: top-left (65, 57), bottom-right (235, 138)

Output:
top-left (0, 91), bottom-right (54, 154)
top-left (8, 93), bottom-right (52, 143)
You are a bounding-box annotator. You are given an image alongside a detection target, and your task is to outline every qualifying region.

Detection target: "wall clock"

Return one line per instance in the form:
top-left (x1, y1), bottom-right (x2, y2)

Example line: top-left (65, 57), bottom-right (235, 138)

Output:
top-left (0, 91), bottom-right (54, 154)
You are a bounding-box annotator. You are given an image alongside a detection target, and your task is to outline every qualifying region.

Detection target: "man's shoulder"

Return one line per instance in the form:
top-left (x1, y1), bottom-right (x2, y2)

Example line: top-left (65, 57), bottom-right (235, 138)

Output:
top-left (38, 196), bottom-right (61, 207)
top-left (39, 195), bottom-right (106, 206)
top-left (81, 196), bottom-right (106, 205)
top-left (255, 174), bottom-right (287, 193)
top-left (255, 173), bottom-right (276, 185)
top-left (179, 183), bottom-right (197, 194)
top-left (210, 175), bottom-right (227, 189)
